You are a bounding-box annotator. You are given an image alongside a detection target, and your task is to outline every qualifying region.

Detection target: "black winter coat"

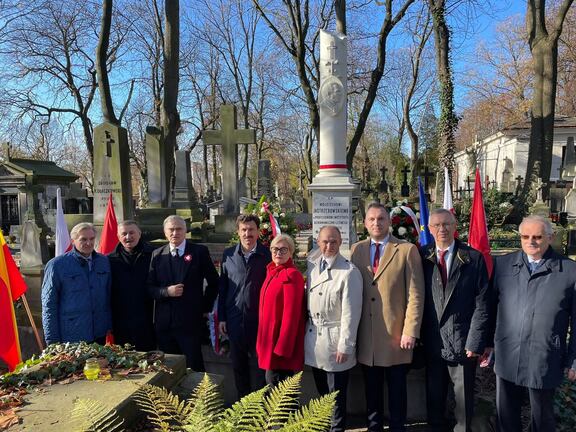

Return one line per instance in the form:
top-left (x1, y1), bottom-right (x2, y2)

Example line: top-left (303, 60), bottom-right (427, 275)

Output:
top-left (147, 241), bottom-right (219, 332)
top-left (217, 242), bottom-right (271, 347)
top-left (108, 241), bottom-right (157, 351)
top-left (421, 240), bottom-right (491, 363)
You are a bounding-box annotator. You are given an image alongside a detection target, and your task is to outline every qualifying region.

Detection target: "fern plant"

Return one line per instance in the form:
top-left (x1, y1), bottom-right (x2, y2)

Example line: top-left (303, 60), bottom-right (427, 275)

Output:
top-left (70, 398), bottom-right (124, 432)
top-left (72, 372), bottom-right (336, 431)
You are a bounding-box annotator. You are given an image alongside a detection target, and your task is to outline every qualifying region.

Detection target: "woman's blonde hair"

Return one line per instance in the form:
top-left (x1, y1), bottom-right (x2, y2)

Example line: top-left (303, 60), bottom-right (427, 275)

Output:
top-left (270, 234), bottom-right (295, 255)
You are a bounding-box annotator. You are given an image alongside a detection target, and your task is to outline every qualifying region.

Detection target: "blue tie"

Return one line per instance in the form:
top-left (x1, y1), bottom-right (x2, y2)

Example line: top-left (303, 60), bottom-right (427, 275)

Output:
top-left (320, 259), bottom-right (327, 272)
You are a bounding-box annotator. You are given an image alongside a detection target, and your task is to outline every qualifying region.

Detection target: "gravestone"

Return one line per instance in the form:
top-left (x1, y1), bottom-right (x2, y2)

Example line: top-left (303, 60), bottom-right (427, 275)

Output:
top-left (173, 150), bottom-right (195, 209)
top-left (562, 137), bottom-right (576, 180)
top-left (401, 165), bottom-right (411, 197)
top-left (93, 122), bottom-right (133, 224)
top-left (308, 30), bottom-right (358, 254)
top-left (202, 105), bottom-right (256, 215)
top-left (565, 178), bottom-right (576, 218)
top-left (20, 221), bottom-right (45, 268)
top-left (500, 157), bottom-right (514, 192)
top-left (145, 126), bottom-right (168, 208)
top-left (257, 159), bottom-right (273, 199)
top-left (529, 178), bottom-right (551, 217)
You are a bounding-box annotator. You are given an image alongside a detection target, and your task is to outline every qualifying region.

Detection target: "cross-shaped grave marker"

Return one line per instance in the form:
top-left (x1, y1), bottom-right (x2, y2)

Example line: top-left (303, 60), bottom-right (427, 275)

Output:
top-left (202, 105), bottom-right (256, 214)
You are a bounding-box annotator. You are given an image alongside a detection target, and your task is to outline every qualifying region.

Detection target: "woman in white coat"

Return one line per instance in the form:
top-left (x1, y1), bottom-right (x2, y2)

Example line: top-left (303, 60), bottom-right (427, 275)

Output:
top-left (305, 226), bottom-right (363, 432)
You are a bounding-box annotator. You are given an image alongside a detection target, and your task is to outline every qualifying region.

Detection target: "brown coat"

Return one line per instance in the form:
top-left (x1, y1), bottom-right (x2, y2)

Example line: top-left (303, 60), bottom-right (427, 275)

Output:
top-left (351, 236), bottom-right (425, 367)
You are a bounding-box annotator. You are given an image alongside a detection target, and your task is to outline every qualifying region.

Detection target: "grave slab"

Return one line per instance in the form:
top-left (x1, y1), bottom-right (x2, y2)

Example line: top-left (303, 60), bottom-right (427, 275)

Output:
top-left (12, 354), bottom-right (186, 431)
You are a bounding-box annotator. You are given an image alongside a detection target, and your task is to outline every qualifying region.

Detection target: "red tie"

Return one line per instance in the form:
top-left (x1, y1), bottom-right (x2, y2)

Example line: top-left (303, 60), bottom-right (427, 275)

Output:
top-left (438, 250), bottom-right (448, 287)
top-left (373, 243), bottom-right (380, 273)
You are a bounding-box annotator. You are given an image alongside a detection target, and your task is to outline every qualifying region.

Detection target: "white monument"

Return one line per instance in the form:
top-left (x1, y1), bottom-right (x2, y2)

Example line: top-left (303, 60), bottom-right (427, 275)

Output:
top-left (307, 30), bottom-right (358, 253)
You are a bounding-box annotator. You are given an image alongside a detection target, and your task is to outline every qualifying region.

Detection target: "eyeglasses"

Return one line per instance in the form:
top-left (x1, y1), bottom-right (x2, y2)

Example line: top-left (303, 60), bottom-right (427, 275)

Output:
top-left (271, 247), bottom-right (289, 256)
top-left (520, 235), bottom-right (545, 241)
top-left (429, 223), bottom-right (453, 229)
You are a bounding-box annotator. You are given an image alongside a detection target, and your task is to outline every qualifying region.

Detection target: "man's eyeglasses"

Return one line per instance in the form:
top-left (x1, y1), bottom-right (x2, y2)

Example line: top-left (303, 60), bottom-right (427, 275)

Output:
top-left (520, 235), bottom-right (545, 241)
top-left (429, 223), bottom-right (453, 229)
top-left (271, 247), bottom-right (289, 256)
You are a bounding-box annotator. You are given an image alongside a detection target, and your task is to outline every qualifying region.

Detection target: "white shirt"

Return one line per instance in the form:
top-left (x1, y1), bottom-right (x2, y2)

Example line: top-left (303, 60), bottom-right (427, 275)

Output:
top-left (170, 241), bottom-right (186, 257)
top-left (436, 241), bottom-right (456, 275)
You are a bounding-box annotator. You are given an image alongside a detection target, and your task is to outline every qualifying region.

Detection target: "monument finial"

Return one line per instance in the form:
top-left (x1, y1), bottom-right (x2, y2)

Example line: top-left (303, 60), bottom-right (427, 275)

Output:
top-left (3, 142), bottom-right (11, 161)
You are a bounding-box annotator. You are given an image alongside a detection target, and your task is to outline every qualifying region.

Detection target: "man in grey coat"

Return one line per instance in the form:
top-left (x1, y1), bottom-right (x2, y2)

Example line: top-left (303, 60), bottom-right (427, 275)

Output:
top-left (491, 215), bottom-right (576, 432)
top-left (305, 225), bottom-right (363, 432)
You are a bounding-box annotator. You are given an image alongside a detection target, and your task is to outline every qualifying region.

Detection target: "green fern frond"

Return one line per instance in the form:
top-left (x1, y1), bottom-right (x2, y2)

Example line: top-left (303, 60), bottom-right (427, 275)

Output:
top-left (263, 372), bottom-right (302, 429)
top-left (71, 398), bottom-right (124, 432)
top-left (133, 384), bottom-right (188, 431)
top-left (213, 386), bottom-right (269, 432)
top-left (183, 373), bottom-right (223, 432)
top-left (280, 392), bottom-right (336, 432)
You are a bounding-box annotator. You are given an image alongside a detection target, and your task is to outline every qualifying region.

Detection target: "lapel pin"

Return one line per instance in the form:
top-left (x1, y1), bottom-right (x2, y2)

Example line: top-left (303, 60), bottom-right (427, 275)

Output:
top-left (184, 254), bottom-right (192, 262)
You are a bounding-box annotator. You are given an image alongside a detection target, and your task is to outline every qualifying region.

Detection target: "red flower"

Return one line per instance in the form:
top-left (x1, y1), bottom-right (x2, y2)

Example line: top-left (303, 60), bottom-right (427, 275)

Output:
top-left (391, 216), bottom-right (401, 225)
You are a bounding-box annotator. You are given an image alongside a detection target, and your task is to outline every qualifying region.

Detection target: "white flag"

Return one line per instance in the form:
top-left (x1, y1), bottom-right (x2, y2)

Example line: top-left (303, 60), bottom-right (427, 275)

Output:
top-left (55, 188), bottom-right (71, 256)
top-left (443, 167), bottom-right (454, 211)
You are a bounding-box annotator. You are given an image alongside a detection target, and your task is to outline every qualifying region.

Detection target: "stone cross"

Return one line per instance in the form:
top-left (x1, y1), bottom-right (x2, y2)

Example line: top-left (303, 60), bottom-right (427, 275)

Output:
top-left (401, 165), bottom-right (410, 197)
top-left (422, 166), bottom-right (434, 191)
top-left (202, 105), bottom-right (256, 214)
top-left (379, 166), bottom-right (388, 193)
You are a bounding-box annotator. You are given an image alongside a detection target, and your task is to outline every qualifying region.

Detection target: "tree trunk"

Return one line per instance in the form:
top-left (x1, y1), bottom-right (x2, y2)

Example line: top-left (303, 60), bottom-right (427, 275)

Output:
top-left (96, 0), bottom-right (118, 125)
top-left (162, 0), bottom-right (180, 199)
top-left (507, 0), bottom-right (573, 222)
top-left (335, 0), bottom-right (346, 34)
top-left (428, 0), bottom-right (457, 185)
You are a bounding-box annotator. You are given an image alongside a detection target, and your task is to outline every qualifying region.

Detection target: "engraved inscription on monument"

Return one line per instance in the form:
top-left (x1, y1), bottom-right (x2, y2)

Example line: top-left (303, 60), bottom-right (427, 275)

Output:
top-left (313, 192), bottom-right (351, 245)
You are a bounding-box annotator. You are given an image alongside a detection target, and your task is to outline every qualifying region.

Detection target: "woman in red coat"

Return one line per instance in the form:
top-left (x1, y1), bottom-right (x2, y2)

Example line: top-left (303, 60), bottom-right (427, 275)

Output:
top-left (256, 233), bottom-right (306, 386)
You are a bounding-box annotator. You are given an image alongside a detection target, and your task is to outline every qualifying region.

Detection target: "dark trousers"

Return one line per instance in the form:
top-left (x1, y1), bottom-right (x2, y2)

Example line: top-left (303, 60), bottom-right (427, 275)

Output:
top-left (362, 364), bottom-right (408, 432)
top-left (426, 357), bottom-right (477, 432)
top-left (312, 367), bottom-right (350, 432)
top-left (229, 338), bottom-right (266, 399)
top-left (156, 327), bottom-right (204, 371)
top-left (265, 369), bottom-right (295, 387)
top-left (496, 376), bottom-right (556, 432)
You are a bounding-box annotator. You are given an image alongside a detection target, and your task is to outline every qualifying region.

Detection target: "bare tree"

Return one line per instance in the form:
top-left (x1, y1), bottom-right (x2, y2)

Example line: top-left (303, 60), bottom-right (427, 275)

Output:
top-left (509, 0), bottom-right (574, 221)
top-left (162, 0), bottom-right (180, 193)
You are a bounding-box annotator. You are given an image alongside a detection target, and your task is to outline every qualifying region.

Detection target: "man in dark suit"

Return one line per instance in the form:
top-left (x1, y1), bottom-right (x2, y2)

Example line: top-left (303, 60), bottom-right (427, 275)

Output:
top-left (421, 209), bottom-right (491, 432)
top-left (108, 220), bottom-right (156, 352)
top-left (218, 214), bottom-right (271, 399)
top-left (491, 215), bottom-right (576, 432)
top-left (147, 215), bottom-right (219, 370)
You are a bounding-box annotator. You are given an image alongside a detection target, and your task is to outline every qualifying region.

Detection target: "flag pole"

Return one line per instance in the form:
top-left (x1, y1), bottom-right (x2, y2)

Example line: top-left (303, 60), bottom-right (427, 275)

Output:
top-left (20, 293), bottom-right (44, 352)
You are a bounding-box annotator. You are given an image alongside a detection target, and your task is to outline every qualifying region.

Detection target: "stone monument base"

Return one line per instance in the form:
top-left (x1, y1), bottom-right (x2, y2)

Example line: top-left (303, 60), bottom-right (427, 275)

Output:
top-left (12, 354), bottom-right (188, 431)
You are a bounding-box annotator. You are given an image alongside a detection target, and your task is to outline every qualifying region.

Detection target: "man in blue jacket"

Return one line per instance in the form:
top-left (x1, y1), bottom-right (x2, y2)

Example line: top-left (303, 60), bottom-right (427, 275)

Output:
top-left (218, 214), bottom-right (271, 399)
top-left (41, 222), bottom-right (112, 345)
top-left (492, 215), bottom-right (576, 432)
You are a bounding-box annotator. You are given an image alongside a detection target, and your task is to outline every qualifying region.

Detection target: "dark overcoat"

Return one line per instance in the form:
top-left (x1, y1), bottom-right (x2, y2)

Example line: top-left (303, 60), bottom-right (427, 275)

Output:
top-left (147, 241), bottom-right (219, 332)
top-left (217, 242), bottom-right (271, 347)
top-left (421, 240), bottom-right (490, 362)
top-left (491, 247), bottom-right (576, 389)
top-left (108, 241), bottom-right (157, 351)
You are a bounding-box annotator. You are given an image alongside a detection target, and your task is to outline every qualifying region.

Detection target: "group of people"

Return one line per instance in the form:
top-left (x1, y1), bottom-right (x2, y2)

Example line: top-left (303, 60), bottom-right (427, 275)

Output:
top-left (40, 206), bottom-right (576, 432)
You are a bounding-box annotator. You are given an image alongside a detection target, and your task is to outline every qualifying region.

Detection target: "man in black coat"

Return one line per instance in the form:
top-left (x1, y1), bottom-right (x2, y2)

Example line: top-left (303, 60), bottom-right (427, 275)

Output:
top-left (218, 214), bottom-right (271, 399)
top-left (147, 215), bottom-right (219, 371)
top-left (109, 220), bottom-right (156, 351)
top-left (491, 215), bottom-right (576, 432)
top-left (421, 209), bottom-right (491, 432)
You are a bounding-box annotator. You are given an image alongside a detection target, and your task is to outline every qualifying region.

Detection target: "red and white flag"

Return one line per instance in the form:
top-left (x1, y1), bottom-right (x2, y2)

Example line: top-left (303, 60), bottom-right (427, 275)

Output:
top-left (469, 168), bottom-right (493, 277)
top-left (55, 188), bottom-right (71, 256)
top-left (98, 193), bottom-right (119, 254)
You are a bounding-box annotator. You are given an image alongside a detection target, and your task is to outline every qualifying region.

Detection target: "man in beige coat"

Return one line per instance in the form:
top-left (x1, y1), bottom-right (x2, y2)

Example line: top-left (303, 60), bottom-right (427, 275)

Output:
top-left (305, 225), bottom-right (363, 432)
top-left (351, 203), bottom-right (425, 432)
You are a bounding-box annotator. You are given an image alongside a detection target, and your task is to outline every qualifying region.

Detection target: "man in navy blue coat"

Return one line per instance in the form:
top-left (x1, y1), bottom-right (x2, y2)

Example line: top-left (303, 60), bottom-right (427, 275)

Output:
top-left (491, 215), bottom-right (576, 432)
top-left (218, 214), bottom-right (271, 399)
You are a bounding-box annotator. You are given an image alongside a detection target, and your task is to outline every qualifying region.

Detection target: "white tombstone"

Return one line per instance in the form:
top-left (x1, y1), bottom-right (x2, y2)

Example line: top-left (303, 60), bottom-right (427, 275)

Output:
top-left (307, 30), bottom-right (358, 254)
